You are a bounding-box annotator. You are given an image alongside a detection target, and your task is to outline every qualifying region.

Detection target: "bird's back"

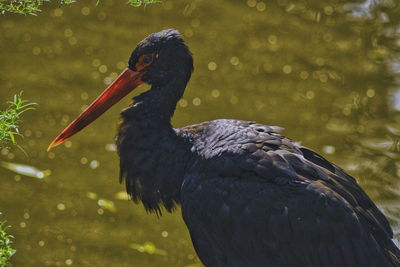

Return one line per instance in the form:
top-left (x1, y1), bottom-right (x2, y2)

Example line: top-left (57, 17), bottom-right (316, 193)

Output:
top-left (177, 119), bottom-right (400, 267)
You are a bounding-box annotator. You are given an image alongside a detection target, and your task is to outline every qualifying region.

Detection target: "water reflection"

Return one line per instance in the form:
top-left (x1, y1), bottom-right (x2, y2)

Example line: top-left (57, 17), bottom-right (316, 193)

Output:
top-left (0, 161), bottom-right (51, 179)
top-left (0, 0), bottom-right (399, 266)
top-left (115, 191), bottom-right (130, 201)
top-left (130, 241), bottom-right (168, 256)
top-left (390, 89), bottom-right (400, 111)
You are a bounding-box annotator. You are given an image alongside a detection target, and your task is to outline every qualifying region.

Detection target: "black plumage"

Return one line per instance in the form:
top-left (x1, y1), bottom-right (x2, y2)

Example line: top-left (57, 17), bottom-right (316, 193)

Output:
top-left (113, 29), bottom-right (400, 266)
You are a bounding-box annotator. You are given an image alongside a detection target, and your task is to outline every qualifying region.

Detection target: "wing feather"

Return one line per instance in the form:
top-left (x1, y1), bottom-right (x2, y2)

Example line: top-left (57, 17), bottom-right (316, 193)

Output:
top-left (179, 120), bottom-right (400, 266)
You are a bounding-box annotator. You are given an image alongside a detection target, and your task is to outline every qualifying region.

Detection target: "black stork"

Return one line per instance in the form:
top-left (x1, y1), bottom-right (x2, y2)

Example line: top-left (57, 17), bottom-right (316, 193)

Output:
top-left (48, 29), bottom-right (400, 267)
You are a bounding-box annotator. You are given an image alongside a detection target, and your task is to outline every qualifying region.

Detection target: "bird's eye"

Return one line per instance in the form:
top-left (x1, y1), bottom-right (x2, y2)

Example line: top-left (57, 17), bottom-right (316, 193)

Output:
top-left (136, 54), bottom-right (154, 71)
top-left (142, 55), bottom-right (153, 64)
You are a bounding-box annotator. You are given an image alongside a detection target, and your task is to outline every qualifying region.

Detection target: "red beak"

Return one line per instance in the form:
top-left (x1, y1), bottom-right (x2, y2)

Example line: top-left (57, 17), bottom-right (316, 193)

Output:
top-left (47, 68), bottom-right (144, 151)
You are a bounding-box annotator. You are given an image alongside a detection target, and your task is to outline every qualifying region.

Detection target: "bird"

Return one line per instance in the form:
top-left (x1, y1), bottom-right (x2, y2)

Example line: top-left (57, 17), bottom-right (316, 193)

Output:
top-left (48, 29), bottom-right (400, 267)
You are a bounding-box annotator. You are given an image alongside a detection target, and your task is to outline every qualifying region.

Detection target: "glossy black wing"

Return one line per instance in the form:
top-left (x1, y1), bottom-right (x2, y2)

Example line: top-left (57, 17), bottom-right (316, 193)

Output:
top-left (179, 119), bottom-right (400, 267)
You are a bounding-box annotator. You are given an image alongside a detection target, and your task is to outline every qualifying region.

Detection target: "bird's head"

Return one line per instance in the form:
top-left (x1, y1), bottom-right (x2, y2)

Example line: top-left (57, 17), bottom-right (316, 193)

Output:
top-left (47, 29), bottom-right (193, 151)
top-left (128, 28), bottom-right (193, 86)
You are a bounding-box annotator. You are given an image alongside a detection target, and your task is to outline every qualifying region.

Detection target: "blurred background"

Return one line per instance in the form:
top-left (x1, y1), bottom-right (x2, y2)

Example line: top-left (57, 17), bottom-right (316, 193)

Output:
top-left (0, 0), bottom-right (399, 266)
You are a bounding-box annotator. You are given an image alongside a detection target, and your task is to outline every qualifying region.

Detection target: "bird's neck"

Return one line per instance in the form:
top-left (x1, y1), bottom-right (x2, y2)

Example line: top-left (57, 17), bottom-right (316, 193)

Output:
top-left (116, 78), bottom-right (192, 214)
top-left (130, 77), bottom-right (188, 122)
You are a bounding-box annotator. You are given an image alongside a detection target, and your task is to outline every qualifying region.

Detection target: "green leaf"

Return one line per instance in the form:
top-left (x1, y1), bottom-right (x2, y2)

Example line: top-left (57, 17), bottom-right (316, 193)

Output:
top-left (0, 92), bottom-right (36, 151)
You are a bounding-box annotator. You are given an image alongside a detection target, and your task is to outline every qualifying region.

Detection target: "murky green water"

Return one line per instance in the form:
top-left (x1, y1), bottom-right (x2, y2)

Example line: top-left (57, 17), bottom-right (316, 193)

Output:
top-left (0, 0), bottom-right (399, 266)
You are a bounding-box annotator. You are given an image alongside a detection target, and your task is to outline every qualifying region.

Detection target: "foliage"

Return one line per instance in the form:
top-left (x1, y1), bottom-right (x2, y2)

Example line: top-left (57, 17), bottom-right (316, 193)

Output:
top-left (0, 92), bottom-right (36, 151)
top-left (126, 0), bottom-right (162, 7)
top-left (0, 93), bottom-right (33, 265)
top-left (0, 0), bottom-right (46, 15)
top-left (0, 215), bottom-right (15, 267)
top-left (0, 0), bottom-right (161, 15)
